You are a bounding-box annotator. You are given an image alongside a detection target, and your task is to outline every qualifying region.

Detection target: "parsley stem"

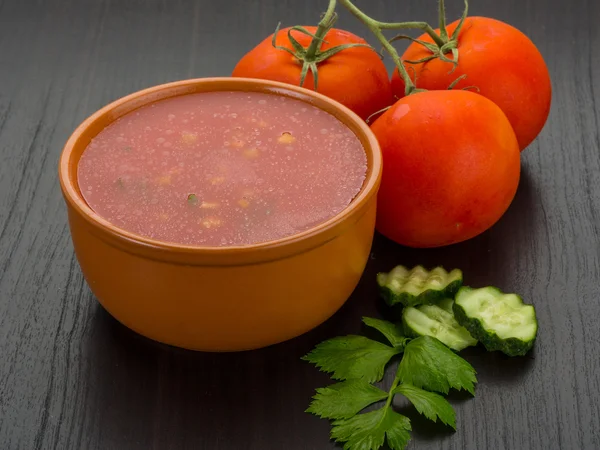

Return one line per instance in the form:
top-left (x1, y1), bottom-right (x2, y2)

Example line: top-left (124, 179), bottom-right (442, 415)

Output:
top-left (384, 373), bottom-right (402, 408)
top-left (369, 372), bottom-right (403, 433)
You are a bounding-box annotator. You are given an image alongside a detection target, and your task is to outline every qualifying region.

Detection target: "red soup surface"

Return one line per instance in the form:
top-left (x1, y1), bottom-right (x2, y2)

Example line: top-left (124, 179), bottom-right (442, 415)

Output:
top-left (78, 91), bottom-right (367, 247)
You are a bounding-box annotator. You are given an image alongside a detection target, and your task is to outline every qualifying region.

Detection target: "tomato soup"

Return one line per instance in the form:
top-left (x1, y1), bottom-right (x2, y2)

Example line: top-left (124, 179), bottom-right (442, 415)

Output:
top-left (77, 91), bottom-right (367, 247)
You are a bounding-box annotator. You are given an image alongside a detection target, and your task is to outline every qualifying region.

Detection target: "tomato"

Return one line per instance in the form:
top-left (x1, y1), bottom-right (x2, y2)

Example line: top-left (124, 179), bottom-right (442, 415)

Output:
top-left (391, 17), bottom-right (551, 151)
top-left (371, 90), bottom-right (520, 248)
top-left (232, 26), bottom-right (394, 121)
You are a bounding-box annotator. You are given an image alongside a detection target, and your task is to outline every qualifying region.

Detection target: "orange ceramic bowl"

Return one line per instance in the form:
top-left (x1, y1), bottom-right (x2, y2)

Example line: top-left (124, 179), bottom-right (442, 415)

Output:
top-left (59, 77), bottom-right (382, 351)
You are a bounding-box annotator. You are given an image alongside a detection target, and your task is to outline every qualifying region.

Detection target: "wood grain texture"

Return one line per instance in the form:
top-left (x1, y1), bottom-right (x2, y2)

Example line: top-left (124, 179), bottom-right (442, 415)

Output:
top-left (0, 0), bottom-right (598, 449)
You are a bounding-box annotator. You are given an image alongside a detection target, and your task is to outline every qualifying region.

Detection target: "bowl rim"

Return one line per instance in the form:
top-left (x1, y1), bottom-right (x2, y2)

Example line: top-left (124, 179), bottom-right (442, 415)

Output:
top-left (59, 77), bottom-right (382, 264)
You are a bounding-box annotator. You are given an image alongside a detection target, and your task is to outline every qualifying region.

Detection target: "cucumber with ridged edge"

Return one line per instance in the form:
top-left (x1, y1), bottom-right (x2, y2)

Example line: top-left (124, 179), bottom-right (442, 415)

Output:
top-left (453, 286), bottom-right (538, 356)
top-left (377, 265), bottom-right (463, 307)
top-left (402, 299), bottom-right (477, 351)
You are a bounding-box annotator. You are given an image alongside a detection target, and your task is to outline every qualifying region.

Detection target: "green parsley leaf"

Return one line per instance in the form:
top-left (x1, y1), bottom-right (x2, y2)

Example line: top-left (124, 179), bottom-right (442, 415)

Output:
top-left (397, 336), bottom-right (477, 395)
top-left (306, 380), bottom-right (388, 419)
top-left (394, 383), bottom-right (456, 429)
top-left (302, 335), bottom-right (402, 383)
top-left (331, 406), bottom-right (412, 450)
top-left (362, 317), bottom-right (410, 349)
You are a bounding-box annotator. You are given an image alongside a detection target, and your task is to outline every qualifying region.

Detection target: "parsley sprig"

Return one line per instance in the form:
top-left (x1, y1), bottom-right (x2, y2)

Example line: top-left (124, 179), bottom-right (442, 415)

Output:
top-left (303, 317), bottom-right (477, 450)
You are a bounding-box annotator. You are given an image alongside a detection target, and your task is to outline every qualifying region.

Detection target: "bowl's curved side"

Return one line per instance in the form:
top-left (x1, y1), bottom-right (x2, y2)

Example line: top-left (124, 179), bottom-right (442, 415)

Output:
top-left (67, 196), bottom-right (377, 351)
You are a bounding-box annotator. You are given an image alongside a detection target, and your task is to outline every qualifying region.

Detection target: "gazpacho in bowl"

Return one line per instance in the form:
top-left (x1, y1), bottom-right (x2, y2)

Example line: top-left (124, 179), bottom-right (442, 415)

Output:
top-left (59, 77), bottom-right (381, 352)
top-left (78, 91), bottom-right (367, 247)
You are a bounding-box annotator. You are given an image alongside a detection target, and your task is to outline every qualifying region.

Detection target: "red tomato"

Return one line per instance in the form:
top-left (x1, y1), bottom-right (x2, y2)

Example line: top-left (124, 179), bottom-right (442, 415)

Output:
top-left (233, 26), bottom-right (394, 121)
top-left (391, 17), bottom-right (551, 151)
top-left (371, 90), bottom-right (520, 248)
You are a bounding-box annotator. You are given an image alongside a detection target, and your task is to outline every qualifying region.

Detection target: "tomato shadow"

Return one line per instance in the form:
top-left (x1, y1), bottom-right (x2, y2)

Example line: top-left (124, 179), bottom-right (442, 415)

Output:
top-left (272, 164), bottom-right (540, 347)
top-left (368, 163), bottom-right (538, 292)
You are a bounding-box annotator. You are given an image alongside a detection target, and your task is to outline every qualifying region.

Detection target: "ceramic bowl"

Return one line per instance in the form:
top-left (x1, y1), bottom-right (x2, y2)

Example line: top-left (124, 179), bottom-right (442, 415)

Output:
top-left (59, 77), bottom-right (381, 351)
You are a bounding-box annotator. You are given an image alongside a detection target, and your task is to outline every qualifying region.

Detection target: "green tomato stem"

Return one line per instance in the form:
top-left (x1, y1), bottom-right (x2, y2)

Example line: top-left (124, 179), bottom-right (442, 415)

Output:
top-left (451, 0), bottom-right (470, 42)
top-left (338, 0), bottom-right (420, 96)
top-left (273, 0), bottom-right (370, 90)
top-left (336, 0), bottom-right (445, 46)
top-left (304, 0), bottom-right (337, 59)
top-left (340, 0), bottom-right (470, 87)
top-left (373, 21), bottom-right (445, 48)
top-left (439, 0), bottom-right (449, 41)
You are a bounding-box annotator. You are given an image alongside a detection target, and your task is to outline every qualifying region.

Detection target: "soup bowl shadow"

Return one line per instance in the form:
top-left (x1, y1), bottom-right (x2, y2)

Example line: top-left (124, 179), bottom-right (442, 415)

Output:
top-left (80, 301), bottom-right (339, 449)
top-left (59, 77), bottom-right (382, 352)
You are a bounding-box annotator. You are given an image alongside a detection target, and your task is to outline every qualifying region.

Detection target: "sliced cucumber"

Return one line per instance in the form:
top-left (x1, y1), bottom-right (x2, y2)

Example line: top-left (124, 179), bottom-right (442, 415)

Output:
top-left (377, 265), bottom-right (463, 307)
top-left (453, 286), bottom-right (538, 356)
top-left (402, 299), bottom-right (477, 351)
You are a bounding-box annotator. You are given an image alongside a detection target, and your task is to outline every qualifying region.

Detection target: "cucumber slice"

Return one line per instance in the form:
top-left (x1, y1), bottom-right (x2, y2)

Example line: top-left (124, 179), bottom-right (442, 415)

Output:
top-left (377, 265), bottom-right (463, 307)
top-left (453, 286), bottom-right (538, 356)
top-left (402, 299), bottom-right (478, 351)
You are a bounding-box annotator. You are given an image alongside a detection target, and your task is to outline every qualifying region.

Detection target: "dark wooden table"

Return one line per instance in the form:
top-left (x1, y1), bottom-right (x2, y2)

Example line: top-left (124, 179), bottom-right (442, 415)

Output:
top-left (1, 0), bottom-right (598, 448)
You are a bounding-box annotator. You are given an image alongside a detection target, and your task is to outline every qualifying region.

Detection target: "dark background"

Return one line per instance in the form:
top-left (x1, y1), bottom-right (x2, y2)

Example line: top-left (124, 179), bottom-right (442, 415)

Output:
top-left (1, 0), bottom-right (599, 449)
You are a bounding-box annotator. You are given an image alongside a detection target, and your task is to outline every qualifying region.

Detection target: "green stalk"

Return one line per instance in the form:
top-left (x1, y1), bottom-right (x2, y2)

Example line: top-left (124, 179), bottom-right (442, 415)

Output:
top-left (304, 0), bottom-right (337, 59)
top-left (338, 0), bottom-right (421, 96)
top-left (385, 373), bottom-right (402, 408)
top-left (376, 21), bottom-right (446, 47)
top-left (368, 372), bottom-right (403, 435)
top-left (439, 0), bottom-right (449, 41)
top-left (270, 0), bottom-right (371, 90)
top-left (341, 0), bottom-right (471, 75)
